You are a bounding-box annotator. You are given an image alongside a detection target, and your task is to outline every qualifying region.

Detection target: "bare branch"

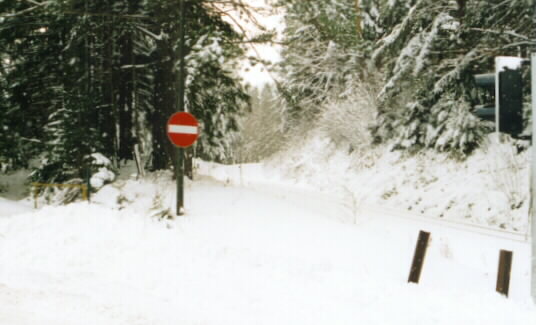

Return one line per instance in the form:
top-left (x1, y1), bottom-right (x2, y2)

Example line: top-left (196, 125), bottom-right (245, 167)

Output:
top-left (469, 28), bottom-right (530, 40)
top-left (0, 1), bottom-right (50, 18)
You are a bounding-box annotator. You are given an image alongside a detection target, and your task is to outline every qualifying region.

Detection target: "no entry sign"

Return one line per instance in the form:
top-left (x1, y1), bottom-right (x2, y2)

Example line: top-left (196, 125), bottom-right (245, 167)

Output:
top-left (167, 112), bottom-right (199, 148)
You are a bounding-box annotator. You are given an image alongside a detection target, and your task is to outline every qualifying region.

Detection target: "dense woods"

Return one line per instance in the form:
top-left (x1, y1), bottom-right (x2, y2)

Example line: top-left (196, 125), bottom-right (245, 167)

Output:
top-left (276, 0), bottom-right (534, 155)
top-left (0, 0), bottom-right (252, 182)
top-left (0, 0), bottom-right (534, 184)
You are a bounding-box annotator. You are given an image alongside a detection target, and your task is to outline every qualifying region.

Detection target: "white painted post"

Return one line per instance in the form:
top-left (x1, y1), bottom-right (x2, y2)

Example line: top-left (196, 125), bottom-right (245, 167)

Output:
top-left (531, 52), bottom-right (536, 302)
top-left (495, 57), bottom-right (500, 134)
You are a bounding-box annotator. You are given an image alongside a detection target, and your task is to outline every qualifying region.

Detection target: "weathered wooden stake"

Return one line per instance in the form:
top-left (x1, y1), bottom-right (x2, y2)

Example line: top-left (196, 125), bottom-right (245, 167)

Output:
top-left (496, 250), bottom-right (513, 297)
top-left (408, 231), bottom-right (431, 284)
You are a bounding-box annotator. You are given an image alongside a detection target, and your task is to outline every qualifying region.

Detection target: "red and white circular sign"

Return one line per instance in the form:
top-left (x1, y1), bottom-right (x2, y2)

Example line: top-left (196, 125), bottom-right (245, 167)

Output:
top-left (167, 112), bottom-right (199, 148)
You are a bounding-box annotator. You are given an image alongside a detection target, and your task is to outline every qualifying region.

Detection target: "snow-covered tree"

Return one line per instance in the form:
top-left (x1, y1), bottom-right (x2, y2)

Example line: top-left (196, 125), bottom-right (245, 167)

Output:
top-left (0, 0), bottom-right (254, 181)
top-left (276, 0), bottom-right (374, 121)
top-left (278, 0), bottom-right (533, 155)
top-left (371, 0), bottom-right (533, 154)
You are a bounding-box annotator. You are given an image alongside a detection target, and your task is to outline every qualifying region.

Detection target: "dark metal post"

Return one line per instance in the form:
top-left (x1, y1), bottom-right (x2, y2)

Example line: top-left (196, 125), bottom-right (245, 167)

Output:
top-left (496, 250), bottom-right (513, 297)
top-left (408, 231), bottom-right (431, 284)
top-left (176, 0), bottom-right (186, 216)
top-left (176, 149), bottom-right (184, 215)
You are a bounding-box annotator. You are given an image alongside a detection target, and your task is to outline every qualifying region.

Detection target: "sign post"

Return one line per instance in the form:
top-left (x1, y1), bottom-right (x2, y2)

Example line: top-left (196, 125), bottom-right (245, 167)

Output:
top-left (167, 112), bottom-right (199, 215)
top-left (173, 0), bottom-right (187, 216)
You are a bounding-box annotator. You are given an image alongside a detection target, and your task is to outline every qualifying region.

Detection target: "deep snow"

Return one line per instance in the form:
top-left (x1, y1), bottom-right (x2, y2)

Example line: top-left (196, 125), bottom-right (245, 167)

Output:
top-left (268, 134), bottom-right (531, 233)
top-left (0, 161), bottom-right (536, 324)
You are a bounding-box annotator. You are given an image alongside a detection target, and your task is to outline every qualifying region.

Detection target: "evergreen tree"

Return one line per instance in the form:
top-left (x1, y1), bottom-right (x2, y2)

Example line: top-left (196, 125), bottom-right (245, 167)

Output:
top-left (0, 0), bottom-right (253, 182)
top-left (371, 0), bottom-right (533, 154)
top-left (277, 0), bottom-right (534, 155)
top-left (276, 0), bottom-right (380, 121)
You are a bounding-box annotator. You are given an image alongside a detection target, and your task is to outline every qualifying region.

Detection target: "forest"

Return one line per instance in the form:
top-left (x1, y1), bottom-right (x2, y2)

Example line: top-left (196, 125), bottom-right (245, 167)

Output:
top-left (0, 0), bottom-right (534, 184)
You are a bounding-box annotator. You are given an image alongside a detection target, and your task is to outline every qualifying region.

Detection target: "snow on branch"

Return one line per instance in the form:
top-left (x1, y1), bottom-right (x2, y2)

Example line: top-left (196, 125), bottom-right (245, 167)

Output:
top-left (432, 48), bottom-right (477, 96)
top-left (469, 28), bottom-right (530, 41)
top-left (413, 13), bottom-right (454, 76)
top-left (370, 0), bottom-right (424, 66)
top-left (377, 33), bottom-right (421, 100)
top-left (135, 25), bottom-right (165, 41)
top-left (0, 1), bottom-right (51, 18)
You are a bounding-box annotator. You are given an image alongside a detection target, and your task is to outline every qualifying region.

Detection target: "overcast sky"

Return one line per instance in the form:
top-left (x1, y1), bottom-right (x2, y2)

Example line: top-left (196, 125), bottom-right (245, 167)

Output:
top-left (222, 0), bottom-right (284, 87)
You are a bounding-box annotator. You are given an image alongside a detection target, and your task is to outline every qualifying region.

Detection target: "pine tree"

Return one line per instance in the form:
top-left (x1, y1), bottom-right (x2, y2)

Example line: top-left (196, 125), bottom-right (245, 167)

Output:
top-left (0, 0), bottom-right (253, 181)
top-left (276, 0), bottom-right (379, 121)
top-left (277, 0), bottom-right (533, 155)
top-left (371, 0), bottom-right (533, 154)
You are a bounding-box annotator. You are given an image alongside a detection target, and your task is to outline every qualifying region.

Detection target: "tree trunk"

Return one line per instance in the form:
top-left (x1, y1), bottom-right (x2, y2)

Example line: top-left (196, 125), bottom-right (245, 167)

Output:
top-left (117, 30), bottom-right (134, 161)
top-left (150, 40), bottom-right (177, 170)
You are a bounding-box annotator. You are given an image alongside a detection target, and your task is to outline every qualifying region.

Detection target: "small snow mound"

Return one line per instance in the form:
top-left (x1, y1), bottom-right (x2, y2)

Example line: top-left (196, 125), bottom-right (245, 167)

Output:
top-left (90, 153), bottom-right (112, 167)
top-left (90, 167), bottom-right (115, 190)
top-left (0, 197), bottom-right (32, 217)
top-left (91, 185), bottom-right (121, 208)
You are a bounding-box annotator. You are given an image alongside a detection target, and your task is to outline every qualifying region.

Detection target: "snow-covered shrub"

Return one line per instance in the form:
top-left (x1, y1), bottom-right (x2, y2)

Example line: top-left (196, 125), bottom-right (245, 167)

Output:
top-left (276, 0), bottom-right (370, 122)
top-left (87, 153), bottom-right (116, 191)
top-left (481, 134), bottom-right (527, 211)
top-left (149, 191), bottom-right (174, 220)
top-left (0, 158), bottom-right (15, 174)
top-left (46, 178), bottom-right (86, 206)
top-left (374, 94), bottom-right (489, 156)
top-left (31, 153), bottom-right (116, 206)
top-left (317, 82), bottom-right (378, 155)
top-left (232, 85), bottom-right (288, 163)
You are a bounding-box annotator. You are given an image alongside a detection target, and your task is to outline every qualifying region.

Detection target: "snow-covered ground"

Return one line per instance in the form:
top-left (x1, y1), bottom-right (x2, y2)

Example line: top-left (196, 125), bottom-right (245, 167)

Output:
top-left (0, 159), bottom-right (535, 324)
top-left (269, 134), bottom-right (530, 233)
top-left (0, 197), bottom-right (31, 217)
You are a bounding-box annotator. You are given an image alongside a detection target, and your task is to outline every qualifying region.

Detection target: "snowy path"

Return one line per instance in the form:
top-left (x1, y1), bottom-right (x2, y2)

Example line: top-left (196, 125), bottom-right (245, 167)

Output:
top-left (0, 176), bottom-right (535, 324)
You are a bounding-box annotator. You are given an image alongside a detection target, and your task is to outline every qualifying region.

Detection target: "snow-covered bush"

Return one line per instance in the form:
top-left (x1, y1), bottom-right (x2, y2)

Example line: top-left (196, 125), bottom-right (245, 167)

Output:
top-left (481, 134), bottom-right (527, 211)
top-left (317, 82), bottom-right (378, 154)
top-left (87, 153), bottom-right (116, 191)
top-left (31, 153), bottom-right (116, 206)
top-left (370, 0), bottom-right (532, 155)
top-left (232, 85), bottom-right (287, 163)
top-left (149, 190), bottom-right (174, 220)
top-left (0, 158), bottom-right (13, 174)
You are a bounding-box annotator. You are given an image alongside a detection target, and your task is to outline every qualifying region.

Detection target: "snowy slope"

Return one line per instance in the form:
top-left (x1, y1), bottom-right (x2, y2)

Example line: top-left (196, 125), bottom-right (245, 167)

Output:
top-left (267, 134), bottom-right (530, 233)
top-left (0, 165), bottom-right (535, 324)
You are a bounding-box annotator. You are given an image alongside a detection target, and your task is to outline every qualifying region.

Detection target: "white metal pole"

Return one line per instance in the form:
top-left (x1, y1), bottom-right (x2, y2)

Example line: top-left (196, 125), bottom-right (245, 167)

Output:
top-left (495, 57), bottom-right (500, 133)
top-left (531, 52), bottom-right (536, 302)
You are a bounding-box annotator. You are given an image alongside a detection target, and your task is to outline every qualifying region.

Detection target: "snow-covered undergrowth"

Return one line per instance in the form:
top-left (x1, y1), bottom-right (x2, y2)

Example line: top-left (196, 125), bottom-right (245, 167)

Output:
top-left (267, 133), bottom-right (529, 233)
top-left (91, 169), bottom-right (180, 219)
top-left (0, 169), bottom-right (31, 200)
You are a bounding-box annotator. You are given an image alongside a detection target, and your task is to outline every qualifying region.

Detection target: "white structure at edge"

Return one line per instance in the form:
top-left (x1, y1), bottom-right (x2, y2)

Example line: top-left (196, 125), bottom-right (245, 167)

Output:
top-left (531, 52), bottom-right (536, 303)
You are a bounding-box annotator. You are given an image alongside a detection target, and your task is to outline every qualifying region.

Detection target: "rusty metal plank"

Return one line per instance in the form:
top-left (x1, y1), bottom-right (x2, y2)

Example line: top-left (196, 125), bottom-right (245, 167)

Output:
top-left (496, 250), bottom-right (513, 297)
top-left (408, 231), bottom-right (431, 284)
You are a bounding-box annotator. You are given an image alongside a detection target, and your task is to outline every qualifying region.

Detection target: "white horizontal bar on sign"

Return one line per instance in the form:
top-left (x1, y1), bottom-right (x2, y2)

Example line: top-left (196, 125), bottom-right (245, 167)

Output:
top-left (168, 124), bottom-right (198, 135)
